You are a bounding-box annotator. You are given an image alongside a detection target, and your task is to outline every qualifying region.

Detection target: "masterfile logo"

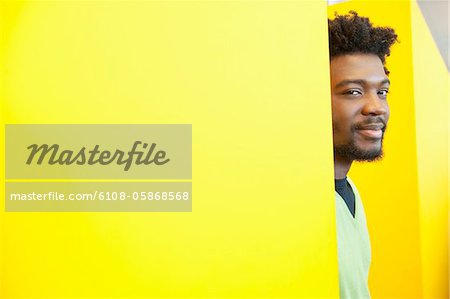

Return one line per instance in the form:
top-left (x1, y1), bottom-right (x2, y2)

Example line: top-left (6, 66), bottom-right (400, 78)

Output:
top-left (6, 124), bottom-right (191, 179)
top-left (5, 124), bottom-right (192, 212)
top-left (26, 141), bottom-right (170, 171)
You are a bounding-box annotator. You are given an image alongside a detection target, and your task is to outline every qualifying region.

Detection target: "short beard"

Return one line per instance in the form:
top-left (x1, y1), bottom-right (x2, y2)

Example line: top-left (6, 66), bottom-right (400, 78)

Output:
top-left (333, 118), bottom-right (387, 162)
top-left (334, 140), bottom-right (384, 162)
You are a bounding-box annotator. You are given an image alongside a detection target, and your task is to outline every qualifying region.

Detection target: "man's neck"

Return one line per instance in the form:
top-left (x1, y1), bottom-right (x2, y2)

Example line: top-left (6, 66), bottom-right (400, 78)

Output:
top-left (334, 155), bottom-right (353, 180)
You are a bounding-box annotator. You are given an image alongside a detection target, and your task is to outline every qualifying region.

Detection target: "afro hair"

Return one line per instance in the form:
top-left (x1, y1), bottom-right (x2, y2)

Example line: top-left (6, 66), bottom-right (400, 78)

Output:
top-left (328, 11), bottom-right (398, 74)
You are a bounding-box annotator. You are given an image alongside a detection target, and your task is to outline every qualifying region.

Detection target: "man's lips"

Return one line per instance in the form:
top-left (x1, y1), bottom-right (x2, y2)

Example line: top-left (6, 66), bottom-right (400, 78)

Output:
top-left (355, 123), bottom-right (384, 139)
top-left (357, 129), bottom-right (383, 138)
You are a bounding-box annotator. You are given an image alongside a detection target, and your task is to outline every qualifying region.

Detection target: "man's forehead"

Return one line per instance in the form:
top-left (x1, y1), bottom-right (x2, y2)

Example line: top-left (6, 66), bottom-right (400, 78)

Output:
top-left (330, 54), bottom-right (389, 85)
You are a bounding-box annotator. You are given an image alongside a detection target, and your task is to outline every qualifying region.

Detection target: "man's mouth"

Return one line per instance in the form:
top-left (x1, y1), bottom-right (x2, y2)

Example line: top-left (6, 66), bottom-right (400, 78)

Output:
top-left (355, 123), bottom-right (384, 139)
top-left (357, 129), bottom-right (383, 139)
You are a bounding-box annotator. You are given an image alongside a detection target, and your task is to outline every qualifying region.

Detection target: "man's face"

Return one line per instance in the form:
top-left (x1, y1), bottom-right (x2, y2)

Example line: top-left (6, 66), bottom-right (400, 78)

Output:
top-left (330, 53), bottom-right (390, 162)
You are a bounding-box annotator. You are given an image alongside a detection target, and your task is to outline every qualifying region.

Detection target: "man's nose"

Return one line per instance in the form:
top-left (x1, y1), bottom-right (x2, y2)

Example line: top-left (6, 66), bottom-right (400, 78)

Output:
top-left (361, 92), bottom-right (388, 116)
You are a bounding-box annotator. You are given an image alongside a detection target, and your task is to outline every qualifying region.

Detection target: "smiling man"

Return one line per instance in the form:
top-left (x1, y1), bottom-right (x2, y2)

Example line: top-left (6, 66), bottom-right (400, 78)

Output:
top-left (328, 11), bottom-right (398, 298)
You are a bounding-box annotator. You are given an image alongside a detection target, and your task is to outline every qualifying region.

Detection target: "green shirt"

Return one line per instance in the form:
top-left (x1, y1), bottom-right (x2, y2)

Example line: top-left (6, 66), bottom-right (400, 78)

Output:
top-left (335, 177), bottom-right (371, 298)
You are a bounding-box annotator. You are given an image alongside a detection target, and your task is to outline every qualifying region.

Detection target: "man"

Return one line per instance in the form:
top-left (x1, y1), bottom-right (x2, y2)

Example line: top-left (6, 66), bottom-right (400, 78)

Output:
top-left (328, 11), bottom-right (398, 298)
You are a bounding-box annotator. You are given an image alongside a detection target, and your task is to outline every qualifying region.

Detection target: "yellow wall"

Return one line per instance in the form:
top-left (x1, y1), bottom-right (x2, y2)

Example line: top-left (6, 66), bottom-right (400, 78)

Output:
top-left (329, 0), bottom-right (449, 298)
top-left (411, 2), bottom-right (449, 298)
top-left (2, 1), bottom-right (447, 298)
top-left (1, 1), bottom-right (340, 298)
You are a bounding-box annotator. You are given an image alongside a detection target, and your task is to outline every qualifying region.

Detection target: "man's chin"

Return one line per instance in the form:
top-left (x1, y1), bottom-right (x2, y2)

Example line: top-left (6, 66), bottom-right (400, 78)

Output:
top-left (334, 144), bottom-right (384, 162)
top-left (353, 150), bottom-right (384, 162)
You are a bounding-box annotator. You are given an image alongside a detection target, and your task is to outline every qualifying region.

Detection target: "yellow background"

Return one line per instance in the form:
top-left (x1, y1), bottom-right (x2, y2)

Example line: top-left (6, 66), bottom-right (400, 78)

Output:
top-left (1, 1), bottom-right (338, 298)
top-left (1, 0), bottom-right (448, 298)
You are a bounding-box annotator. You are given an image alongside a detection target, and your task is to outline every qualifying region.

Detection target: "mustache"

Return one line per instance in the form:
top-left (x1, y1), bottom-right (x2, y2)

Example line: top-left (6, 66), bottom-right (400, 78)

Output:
top-left (352, 117), bottom-right (387, 132)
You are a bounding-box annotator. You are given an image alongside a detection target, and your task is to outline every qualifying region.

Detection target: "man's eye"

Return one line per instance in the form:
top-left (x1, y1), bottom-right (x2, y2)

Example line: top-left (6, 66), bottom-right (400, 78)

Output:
top-left (344, 90), bottom-right (362, 96)
top-left (378, 89), bottom-right (389, 97)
